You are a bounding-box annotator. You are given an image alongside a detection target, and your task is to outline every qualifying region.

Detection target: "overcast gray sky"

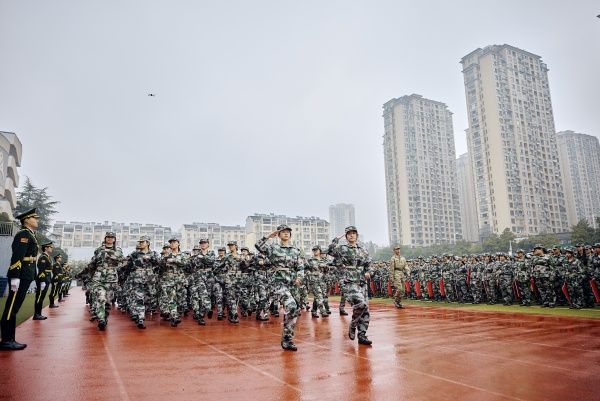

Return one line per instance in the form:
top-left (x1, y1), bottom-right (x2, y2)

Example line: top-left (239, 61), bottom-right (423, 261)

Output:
top-left (1, 1), bottom-right (598, 245)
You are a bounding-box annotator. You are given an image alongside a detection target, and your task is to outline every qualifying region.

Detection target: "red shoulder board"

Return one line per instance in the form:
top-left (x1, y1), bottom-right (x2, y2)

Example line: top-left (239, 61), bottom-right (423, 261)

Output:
top-left (21, 238), bottom-right (29, 243)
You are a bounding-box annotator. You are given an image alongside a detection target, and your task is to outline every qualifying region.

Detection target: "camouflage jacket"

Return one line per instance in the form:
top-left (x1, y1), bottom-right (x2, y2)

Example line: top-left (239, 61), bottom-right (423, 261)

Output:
top-left (303, 256), bottom-right (322, 275)
top-left (429, 262), bottom-right (441, 279)
top-left (466, 262), bottom-right (483, 282)
top-left (239, 254), bottom-right (256, 274)
top-left (255, 237), bottom-right (305, 284)
top-left (513, 258), bottom-right (531, 282)
top-left (441, 261), bottom-right (455, 280)
top-left (530, 254), bottom-right (554, 279)
top-left (483, 261), bottom-right (496, 281)
top-left (126, 250), bottom-right (160, 273)
top-left (160, 251), bottom-right (187, 275)
top-left (90, 245), bottom-right (125, 270)
top-left (191, 250), bottom-right (216, 273)
top-left (455, 261), bottom-right (468, 278)
top-left (494, 261), bottom-right (513, 279)
top-left (564, 258), bottom-right (586, 281)
top-left (328, 239), bottom-right (372, 285)
top-left (216, 252), bottom-right (241, 275)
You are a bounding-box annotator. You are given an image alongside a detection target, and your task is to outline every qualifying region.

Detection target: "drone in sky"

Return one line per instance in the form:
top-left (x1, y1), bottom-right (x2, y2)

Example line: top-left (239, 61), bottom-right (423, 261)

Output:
top-left (148, 93), bottom-right (156, 97)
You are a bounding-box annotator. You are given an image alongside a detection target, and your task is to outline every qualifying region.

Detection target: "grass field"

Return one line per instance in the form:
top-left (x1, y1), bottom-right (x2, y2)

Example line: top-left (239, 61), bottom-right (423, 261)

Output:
top-left (0, 292), bottom-right (52, 327)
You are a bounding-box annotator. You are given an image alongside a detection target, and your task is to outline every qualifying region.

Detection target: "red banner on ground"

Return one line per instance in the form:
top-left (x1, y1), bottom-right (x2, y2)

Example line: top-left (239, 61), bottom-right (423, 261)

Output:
top-left (370, 281), bottom-right (376, 294)
top-left (388, 281), bottom-right (393, 295)
top-left (405, 281), bottom-right (411, 294)
top-left (335, 282), bottom-right (340, 295)
top-left (513, 279), bottom-right (520, 299)
top-left (439, 279), bottom-right (446, 297)
top-left (562, 283), bottom-right (571, 305)
top-left (415, 281), bottom-right (422, 297)
top-left (427, 281), bottom-right (434, 298)
top-left (467, 268), bottom-right (471, 285)
top-left (590, 279), bottom-right (600, 302)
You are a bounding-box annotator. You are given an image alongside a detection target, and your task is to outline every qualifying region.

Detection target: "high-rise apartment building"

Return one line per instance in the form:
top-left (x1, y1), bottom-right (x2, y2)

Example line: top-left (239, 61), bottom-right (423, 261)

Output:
top-left (460, 44), bottom-right (568, 235)
top-left (557, 130), bottom-right (600, 227)
top-left (456, 151), bottom-right (479, 242)
top-left (382, 94), bottom-right (462, 247)
top-left (0, 131), bottom-right (22, 217)
top-left (328, 203), bottom-right (355, 239)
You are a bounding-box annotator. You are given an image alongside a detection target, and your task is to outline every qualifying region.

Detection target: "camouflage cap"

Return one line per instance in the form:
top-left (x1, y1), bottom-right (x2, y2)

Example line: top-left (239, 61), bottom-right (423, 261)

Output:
top-left (138, 235), bottom-right (151, 242)
top-left (576, 243), bottom-right (585, 247)
top-left (393, 245), bottom-right (400, 250)
top-left (552, 245), bottom-right (560, 250)
top-left (277, 224), bottom-right (292, 232)
top-left (533, 244), bottom-right (545, 251)
top-left (227, 240), bottom-right (237, 246)
top-left (585, 245), bottom-right (592, 250)
top-left (241, 246), bottom-right (249, 252)
top-left (431, 255), bottom-right (438, 259)
top-left (168, 237), bottom-right (179, 243)
top-left (218, 246), bottom-right (226, 251)
top-left (199, 238), bottom-right (209, 243)
top-left (564, 247), bottom-right (575, 255)
top-left (496, 252), bottom-right (506, 258)
top-left (105, 231), bottom-right (116, 238)
top-left (516, 249), bottom-right (525, 254)
top-left (594, 243), bottom-right (600, 249)
top-left (162, 242), bottom-right (170, 248)
top-left (344, 226), bottom-right (358, 234)
top-left (418, 255), bottom-right (424, 259)
top-left (312, 245), bottom-right (321, 251)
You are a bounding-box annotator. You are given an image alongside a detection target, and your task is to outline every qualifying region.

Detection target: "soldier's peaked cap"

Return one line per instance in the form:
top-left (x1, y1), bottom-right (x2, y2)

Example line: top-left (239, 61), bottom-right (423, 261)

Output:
top-left (138, 235), bottom-right (151, 242)
top-left (277, 224), bottom-right (292, 232)
top-left (345, 226), bottom-right (358, 233)
top-left (15, 208), bottom-right (39, 221)
top-left (105, 231), bottom-right (116, 237)
top-left (168, 237), bottom-right (179, 242)
top-left (40, 240), bottom-right (53, 247)
top-left (227, 240), bottom-right (237, 246)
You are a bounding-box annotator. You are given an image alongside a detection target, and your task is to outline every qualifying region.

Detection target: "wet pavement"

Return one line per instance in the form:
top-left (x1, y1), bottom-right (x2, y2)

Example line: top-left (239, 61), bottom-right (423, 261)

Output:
top-left (1, 289), bottom-right (599, 401)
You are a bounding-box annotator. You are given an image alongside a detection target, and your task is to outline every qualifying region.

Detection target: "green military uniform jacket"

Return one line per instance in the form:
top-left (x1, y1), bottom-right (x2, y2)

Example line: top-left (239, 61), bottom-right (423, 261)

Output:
top-left (8, 227), bottom-right (39, 281)
top-left (36, 252), bottom-right (53, 284)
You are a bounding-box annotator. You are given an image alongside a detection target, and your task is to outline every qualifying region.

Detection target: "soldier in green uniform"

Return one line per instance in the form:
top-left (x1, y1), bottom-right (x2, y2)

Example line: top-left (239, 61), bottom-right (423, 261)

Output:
top-left (390, 246), bottom-right (409, 308)
top-left (49, 254), bottom-right (63, 308)
top-left (125, 236), bottom-right (160, 329)
top-left (190, 238), bottom-right (215, 325)
top-left (159, 237), bottom-right (187, 327)
top-left (256, 225), bottom-right (305, 351)
top-left (328, 226), bottom-right (373, 346)
top-left (0, 208), bottom-right (40, 351)
top-left (304, 246), bottom-right (329, 318)
top-left (564, 248), bottom-right (586, 309)
top-left (513, 249), bottom-right (532, 306)
top-left (213, 246), bottom-right (228, 320)
top-left (33, 240), bottom-right (54, 320)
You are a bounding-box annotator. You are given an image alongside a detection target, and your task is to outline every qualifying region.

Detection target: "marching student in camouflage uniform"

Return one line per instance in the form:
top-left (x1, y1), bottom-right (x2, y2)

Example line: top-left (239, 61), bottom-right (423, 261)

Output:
top-left (256, 225), bottom-right (305, 351)
top-left (304, 246), bottom-right (328, 318)
top-left (125, 236), bottom-right (159, 329)
top-left (320, 248), bottom-right (333, 314)
top-left (190, 238), bottom-right (215, 325)
top-left (467, 255), bottom-right (483, 304)
top-left (329, 226), bottom-right (373, 346)
top-left (441, 254), bottom-right (456, 302)
top-left (564, 248), bottom-right (586, 309)
top-left (159, 237), bottom-right (187, 327)
top-left (218, 240), bottom-right (241, 323)
top-left (454, 256), bottom-right (469, 303)
top-left (89, 232), bottom-right (125, 331)
top-left (417, 257), bottom-right (428, 301)
top-left (390, 246), bottom-right (409, 308)
top-left (495, 252), bottom-right (514, 306)
top-left (429, 256), bottom-right (442, 302)
top-left (253, 252), bottom-right (271, 321)
top-left (531, 244), bottom-right (555, 308)
top-left (238, 246), bottom-right (255, 317)
top-left (550, 246), bottom-right (568, 306)
top-left (212, 247), bottom-right (228, 320)
top-left (513, 249), bottom-right (532, 306)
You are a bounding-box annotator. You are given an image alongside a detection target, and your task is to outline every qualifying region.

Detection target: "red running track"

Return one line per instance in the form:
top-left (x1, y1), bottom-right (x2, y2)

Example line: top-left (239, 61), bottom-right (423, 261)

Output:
top-left (1, 288), bottom-right (599, 401)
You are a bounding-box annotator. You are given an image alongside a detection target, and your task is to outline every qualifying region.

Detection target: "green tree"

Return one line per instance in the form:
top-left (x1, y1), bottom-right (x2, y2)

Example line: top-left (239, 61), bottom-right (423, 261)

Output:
top-left (571, 219), bottom-right (594, 245)
top-left (538, 232), bottom-right (560, 249)
top-left (14, 176), bottom-right (60, 234)
top-left (375, 246), bottom-right (394, 261)
top-left (499, 228), bottom-right (516, 252)
top-left (0, 212), bottom-right (10, 222)
top-left (482, 233), bottom-right (501, 253)
top-left (453, 239), bottom-right (473, 256)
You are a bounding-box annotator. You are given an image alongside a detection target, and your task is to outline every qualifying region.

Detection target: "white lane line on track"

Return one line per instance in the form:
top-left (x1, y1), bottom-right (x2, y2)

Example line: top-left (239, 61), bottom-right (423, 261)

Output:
top-left (178, 331), bottom-right (303, 395)
top-left (101, 335), bottom-right (131, 401)
top-left (242, 325), bottom-right (529, 401)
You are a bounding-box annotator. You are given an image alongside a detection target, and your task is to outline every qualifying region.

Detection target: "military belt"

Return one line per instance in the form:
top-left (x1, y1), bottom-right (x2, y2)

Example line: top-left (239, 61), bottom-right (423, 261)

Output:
top-left (198, 268), bottom-right (212, 271)
top-left (164, 272), bottom-right (181, 275)
top-left (343, 265), bottom-right (357, 269)
top-left (276, 268), bottom-right (289, 271)
top-left (23, 256), bottom-right (38, 262)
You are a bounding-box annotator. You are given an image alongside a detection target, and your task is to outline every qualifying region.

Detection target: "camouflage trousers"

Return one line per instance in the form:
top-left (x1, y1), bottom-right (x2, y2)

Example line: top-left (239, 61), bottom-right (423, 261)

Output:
top-left (160, 274), bottom-right (184, 319)
top-left (338, 279), bottom-right (348, 311)
top-left (254, 272), bottom-right (269, 315)
top-left (212, 276), bottom-right (226, 317)
top-left (442, 278), bottom-right (455, 301)
top-left (298, 282), bottom-right (309, 309)
top-left (91, 280), bottom-right (118, 322)
top-left (499, 276), bottom-right (514, 304)
top-left (180, 275), bottom-right (191, 312)
top-left (455, 277), bottom-right (469, 302)
top-left (485, 280), bottom-right (498, 303)
top-left (236, 274), bottom-right (254, 314)
top-left (129, 271), bottom-right (153, 320)
top-left (273, 281), bottom-right (299, 346)
top-left (393, 273), bottom-right (406, 303)
top-left (566, 278), bottom-right (584, 308)
top-left (516, 280), bottom-right (532, 305)
top-left (345, 282), bottom-right (370, 338)
top-left (306, 273), bottom-right (326, 314)
top-left (470, 280), bottom-right (483, 303)
top-left (535, 277), bottom-right (555, 306)
top-left (431, 278), bottom-right (442, 301)
top-left (190, 272), bottom-right (212, 317)
top-left (224, 274), bottom-right (238, 317)
top-left (320, 279), bottom-right (331, 312)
